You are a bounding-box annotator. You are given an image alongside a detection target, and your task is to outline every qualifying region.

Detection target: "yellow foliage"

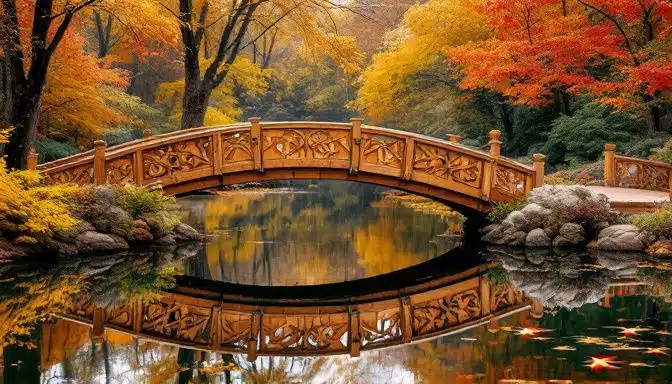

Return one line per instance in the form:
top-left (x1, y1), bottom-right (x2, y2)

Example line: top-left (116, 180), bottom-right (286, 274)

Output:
top-left (0, 169), bottom-right (81, 238)
top-left (353, 0), bottom-right (490, 122)
top-left (0, 275), bottom-right (84, 348)
top-left (157, 56), bottom-right (269, 125)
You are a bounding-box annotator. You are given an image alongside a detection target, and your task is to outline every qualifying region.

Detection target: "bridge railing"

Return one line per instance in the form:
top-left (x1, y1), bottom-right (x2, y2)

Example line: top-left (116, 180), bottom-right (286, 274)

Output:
top-left (63, 265), bottom-right (533, 360)
top-left (32, 119), bottom-right (545, 206)
top-left (604, 143), bottom-right (672, 192)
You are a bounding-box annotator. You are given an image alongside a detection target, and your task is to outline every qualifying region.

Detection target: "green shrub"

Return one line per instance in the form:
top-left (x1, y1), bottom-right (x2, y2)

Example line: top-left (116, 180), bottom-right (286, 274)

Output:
top-left (143, 210), bottom-right (184, 237)
top-left (35, 137), bottom-right (80, 162)
top-left (119, 265), bottom-right (180, 302)
top-left (114, 185), bottom-right (176, 219)
top-left (650, 138), bottom-right (672, 163)
top-left (487, 198), bottom-right (527, 223)
top-left (631, 206), bottom-right (672, 238)
top-left (543, 102), bottom-right (642, 165)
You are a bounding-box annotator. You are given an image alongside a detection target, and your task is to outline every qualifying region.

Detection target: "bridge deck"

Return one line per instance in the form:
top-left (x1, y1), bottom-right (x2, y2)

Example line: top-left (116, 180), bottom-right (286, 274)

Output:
top-left (587, 186), bottom-right (669, 213)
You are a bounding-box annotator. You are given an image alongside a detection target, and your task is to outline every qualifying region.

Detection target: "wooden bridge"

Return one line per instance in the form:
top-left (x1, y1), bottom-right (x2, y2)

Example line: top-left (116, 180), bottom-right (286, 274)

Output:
top-left (60, 254), bottom-right (534, 361)
top-left (32, 119), bottom-right (544, 213)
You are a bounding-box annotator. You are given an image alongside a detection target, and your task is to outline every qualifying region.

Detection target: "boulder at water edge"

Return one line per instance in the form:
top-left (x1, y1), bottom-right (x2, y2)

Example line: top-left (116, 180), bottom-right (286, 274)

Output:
top-left (596, 225), bottom-right (654, 251)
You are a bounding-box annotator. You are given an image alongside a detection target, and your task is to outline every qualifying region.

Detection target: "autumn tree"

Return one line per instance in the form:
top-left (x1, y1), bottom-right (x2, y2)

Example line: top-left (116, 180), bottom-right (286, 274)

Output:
top-left (353, 0), bottom-right (494, 137)
top-left (445, 0), bottom-right (620, 117)
top-left (576, 0), bottom-right (672, 135)
top-left (162, 0), bottom-right (362, 129)
top-left (0, 0), bottom-right (101, 169)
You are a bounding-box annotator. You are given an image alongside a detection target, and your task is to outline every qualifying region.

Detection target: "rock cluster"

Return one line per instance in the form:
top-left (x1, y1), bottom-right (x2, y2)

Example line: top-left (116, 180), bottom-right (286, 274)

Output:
top-left (0, 186), bottom-right (203, 259)
top-left (484, 247), bottom-right (642, 309)
top-left (482, 185), bottom-right (654, 252)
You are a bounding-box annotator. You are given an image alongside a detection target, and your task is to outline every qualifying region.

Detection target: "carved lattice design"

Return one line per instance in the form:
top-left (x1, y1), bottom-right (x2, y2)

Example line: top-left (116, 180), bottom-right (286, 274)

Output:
top-left (143, 137), bottom-right (213, 180)
top-left (615, 160), bottom-right (670, 191)
top-left (491, 285), bottom-right (525, 313)
top-left (221, 132), bottom-right (253, 163)
top-left (43, 164), bottom-right (94, 185)
top-left (105, 304), bottom-right (134, 327)
top-left (142, 301), bottom-right (212, 344)
top-left (361, 134), bottom-right (405, 168)
top-left (412, 289), bottom-right (481, 336)
top-left (261, 314), bottom-right (349, 353)
top-left (360, 309), bottom-right (401, 346)
top-left (493, 166), bottom-right (526, 197)
top-left (68, 297), bottom-right (96, 320)
top-left (262, 129), bottom-right (350, 160)
top-left (413, 144), bottom-right (482, 187)
top-left (106, 156), bottom-right (134, 184)
top-left (219, 312), bottom-right (251, 347)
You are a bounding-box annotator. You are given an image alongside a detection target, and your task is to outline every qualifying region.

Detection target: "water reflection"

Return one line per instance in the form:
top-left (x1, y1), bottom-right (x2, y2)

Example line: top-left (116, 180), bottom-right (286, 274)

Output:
top-left (179, 181), bottom-right (461, 285)
top-left (1, 185), bottom-right (672, 383)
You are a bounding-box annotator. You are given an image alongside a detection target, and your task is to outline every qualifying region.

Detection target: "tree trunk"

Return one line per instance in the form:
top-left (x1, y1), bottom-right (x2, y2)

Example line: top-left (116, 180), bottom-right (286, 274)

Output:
top-left (6, 89), bottom-right (42, 169)
top-left (181, 75), bottom-right (210, 129)
top-left (647, 104), bottom-right (662, 136)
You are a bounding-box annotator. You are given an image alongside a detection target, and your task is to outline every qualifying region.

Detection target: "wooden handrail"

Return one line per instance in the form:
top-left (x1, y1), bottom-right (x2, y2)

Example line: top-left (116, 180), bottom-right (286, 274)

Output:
top-left (36, 121), bottom-right (540, 210)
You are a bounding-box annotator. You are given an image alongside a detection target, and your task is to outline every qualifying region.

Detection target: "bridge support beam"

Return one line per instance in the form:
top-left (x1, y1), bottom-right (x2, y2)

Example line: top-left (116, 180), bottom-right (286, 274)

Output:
top-left (349, 118), bottom-right (363, 175)
top-left (249, 117), bottom-right (263, 172)
top-left (93, 140), bottom-right (107, 185)
top-left (27, 148), bottom-right (38, 171)
top-left (532, 154), bottom-right (545, 188)
top-left (604, 144), bottom-right (616, 187)
top-left (348, 309), bottom-right (361, 358)
top-left (488, 130), bottom-right (501, 158)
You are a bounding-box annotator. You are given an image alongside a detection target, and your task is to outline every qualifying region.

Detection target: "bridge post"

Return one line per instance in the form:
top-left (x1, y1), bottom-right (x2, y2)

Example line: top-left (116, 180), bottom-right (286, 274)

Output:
top-left (247, 310), bottom-right (261, 362)
top-left (350, 118), bottom-right (363, 175)
top-left (93, 140), bottom-right (107, 185)
top-left (400, 297), bottom-right (412, 343)
top-left (447, 134), bottom-right (462, 143)
top-left (488, 130), bottom-right (501, 158)
top-left (604, 143), bottom-right (616, 187)
top-left (143, 127), bottom-right (153, 138)
top-left (249, 117), bottom-right (263, 172)
top-left (27, 148), bottom-right (38, 171)
top-left (348, 309), bottom-right (361, 358)
top-left (532, 154), bottom-right (545, 188)
top-left (91, 307), bottom-right (105, 343)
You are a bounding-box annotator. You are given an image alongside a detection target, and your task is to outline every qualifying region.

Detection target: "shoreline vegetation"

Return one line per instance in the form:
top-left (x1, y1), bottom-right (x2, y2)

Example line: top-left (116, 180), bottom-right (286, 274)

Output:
top-left (0, 166), bottom-right (203, 260)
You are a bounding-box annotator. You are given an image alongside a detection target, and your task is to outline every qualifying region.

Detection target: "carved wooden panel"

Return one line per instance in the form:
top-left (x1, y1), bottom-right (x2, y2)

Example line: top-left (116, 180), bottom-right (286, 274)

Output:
top-left (361, 134), bottom-right (405, 169)
top-left (221, 132), bottom-right (253, 165)
top-left (105, 303), bottom-right (134, 328)
top-left (106, 155), bottom-right (134, 185)
top-left (42, 164), bottom-right (94, 185)
top-left (143, 137), bottom-right (213, 180)
top-left (262, 129), bottom-right (350, 161)
top-left (491, 285), bottom-right (525, 313)
top-left (142, 300), bottom-right (212, 344)
top-left (493, 165), bottom-right (527, 198)
top-left (261, 314), bottom-right (349, 353)
top-left (68, 297), bottom-right (96, 320)
top-left (360, 308), bottom-right (401, 347)
top-left (413, 144), bottom-right (483, 188)
top-left (412, 289), bottom-right (481, 337)
top-left (219, 311), bottom-right (251, 348)
top-left (615, 159), bottom-right (670, 191)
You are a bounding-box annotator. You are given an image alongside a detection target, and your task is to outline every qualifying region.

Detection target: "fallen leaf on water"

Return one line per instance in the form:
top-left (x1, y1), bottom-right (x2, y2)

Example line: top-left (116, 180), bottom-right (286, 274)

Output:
top-left (553, 346), bottom-right (577, 351)
top-left (630, 362), bottom-right (656, 368)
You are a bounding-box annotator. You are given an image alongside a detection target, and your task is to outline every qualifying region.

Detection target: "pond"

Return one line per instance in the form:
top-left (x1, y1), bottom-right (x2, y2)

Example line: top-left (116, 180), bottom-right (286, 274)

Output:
top-left (1, 181), bottom-right (671, 383)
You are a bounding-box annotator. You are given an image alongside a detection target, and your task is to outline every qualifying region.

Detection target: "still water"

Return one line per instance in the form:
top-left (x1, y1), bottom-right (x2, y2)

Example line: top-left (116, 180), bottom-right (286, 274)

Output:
top-left (1, 181), bottom-right (671, 383)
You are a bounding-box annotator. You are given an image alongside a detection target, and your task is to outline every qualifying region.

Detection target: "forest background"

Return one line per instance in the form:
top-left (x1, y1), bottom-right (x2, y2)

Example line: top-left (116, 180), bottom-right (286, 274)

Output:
top-left (2, 0), bottom-right (672, 176)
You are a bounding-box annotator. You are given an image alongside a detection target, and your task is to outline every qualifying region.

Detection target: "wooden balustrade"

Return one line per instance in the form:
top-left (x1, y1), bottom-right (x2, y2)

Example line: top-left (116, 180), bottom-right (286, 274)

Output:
top-left (36, 121), bottom-right (542, 212)
top-left (61, 263), bottom-right (531, 360)
top-left (604, 143), bottom-right (672, 193)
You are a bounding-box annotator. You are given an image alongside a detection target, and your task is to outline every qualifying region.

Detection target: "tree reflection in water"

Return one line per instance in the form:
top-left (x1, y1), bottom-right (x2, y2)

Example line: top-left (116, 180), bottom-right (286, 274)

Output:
top-left (1, 185), bottom-right (672, 382)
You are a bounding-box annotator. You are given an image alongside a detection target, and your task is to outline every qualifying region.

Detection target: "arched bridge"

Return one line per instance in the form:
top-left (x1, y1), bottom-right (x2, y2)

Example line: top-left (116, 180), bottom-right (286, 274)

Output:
top-left (35, 119), bottom-right (544, 213)
top-left (60, 252), bottom-right (535, 361)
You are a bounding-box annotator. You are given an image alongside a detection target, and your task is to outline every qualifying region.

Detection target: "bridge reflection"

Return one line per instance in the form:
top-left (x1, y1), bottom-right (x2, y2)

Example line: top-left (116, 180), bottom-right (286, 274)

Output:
top-left (62, 248), bottom-right (533, 361)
